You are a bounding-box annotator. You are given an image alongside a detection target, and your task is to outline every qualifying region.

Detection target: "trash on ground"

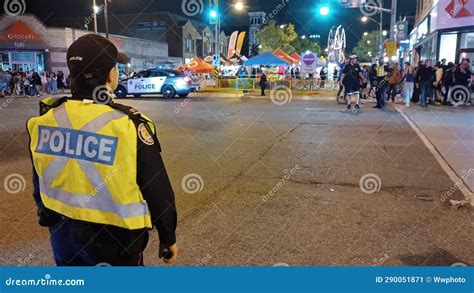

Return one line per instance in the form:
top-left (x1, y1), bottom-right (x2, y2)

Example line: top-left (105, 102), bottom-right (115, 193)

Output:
top-left (449, 200), bottom-right (469, 209)
top-left (414, 195), bottom-right (433, 202)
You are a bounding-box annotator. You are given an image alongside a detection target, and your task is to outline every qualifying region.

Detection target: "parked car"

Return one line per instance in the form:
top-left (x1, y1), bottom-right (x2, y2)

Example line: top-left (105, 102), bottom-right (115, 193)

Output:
top-left (115, 68), bottom-right (191, 99)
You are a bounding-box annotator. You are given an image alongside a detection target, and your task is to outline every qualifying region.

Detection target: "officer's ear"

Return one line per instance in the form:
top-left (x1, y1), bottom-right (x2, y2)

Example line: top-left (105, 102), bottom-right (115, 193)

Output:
top-left (106, 66), bottom-right (119, 91)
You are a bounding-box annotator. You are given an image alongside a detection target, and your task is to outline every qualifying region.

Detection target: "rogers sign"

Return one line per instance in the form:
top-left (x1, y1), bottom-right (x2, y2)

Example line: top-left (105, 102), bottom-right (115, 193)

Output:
top-left (7, 33), bottom-right (35, 40)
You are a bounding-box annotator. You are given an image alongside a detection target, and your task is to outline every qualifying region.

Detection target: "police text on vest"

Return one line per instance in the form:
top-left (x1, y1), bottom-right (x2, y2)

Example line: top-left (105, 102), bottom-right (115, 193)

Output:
top-left (35, 126), bottom-right (118, 166)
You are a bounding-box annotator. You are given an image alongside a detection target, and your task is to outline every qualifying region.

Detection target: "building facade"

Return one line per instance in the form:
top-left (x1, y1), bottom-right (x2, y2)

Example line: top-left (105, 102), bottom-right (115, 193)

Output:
top-left (0, 14), bottom-right (179, 74)
top-left (248, 12), bottom-right (266, 56)
top-left (410, 0), bottom-right (474, 65)
top-left (52, 12), bottom-right (227, 64)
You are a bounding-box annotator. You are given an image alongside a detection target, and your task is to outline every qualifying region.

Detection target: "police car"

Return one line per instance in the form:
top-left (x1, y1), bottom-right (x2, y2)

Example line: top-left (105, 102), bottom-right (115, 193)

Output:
top-left (115, 68), bottom-right (191, 99)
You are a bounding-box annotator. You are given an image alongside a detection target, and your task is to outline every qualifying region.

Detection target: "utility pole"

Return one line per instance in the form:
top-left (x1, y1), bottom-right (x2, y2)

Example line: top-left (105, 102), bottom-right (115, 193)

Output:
top-left (104, 0), bottom-right (109, 39)
top-left (390, 0), bottom-right (397, 40)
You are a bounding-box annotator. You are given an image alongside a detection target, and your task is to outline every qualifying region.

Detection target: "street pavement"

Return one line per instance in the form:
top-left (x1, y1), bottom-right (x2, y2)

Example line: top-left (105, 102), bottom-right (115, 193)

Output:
top-left (0, 93), bottom-right (473, 267)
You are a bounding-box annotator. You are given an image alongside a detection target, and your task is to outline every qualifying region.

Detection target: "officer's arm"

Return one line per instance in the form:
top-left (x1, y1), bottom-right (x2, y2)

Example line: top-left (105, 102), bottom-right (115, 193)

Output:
top-left (136, 121), bottom-right (177, 246)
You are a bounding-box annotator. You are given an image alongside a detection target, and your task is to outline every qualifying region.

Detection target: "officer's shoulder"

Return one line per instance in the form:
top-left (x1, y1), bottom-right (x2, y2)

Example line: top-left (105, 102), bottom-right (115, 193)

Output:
top-left (38, 96), bottom-right (68, 115)
top-left (110, 102), bottom-right (155, 127)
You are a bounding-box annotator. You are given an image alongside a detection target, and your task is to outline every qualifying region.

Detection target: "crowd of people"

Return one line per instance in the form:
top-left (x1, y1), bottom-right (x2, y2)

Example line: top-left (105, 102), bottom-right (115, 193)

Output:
top-left (0, 69), bottom-right (69, 98)
top-left (338, 56), bottom-right (473, 110)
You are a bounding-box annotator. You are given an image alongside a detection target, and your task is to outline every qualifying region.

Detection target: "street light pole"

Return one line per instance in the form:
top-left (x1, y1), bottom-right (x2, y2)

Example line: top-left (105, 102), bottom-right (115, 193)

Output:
top-left (104, 0), bottom-right (109, 39)
top-left (93, 0), bottom-right (98, 34)
top-left (215, 0), bottom-right (220, 59)
top-left (380, 10), bottom-right (383, 60)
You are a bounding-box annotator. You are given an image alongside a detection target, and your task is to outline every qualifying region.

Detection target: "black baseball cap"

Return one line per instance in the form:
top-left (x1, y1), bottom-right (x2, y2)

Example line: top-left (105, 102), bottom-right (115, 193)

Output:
top-left (67, 34), bottom-right (129, 80)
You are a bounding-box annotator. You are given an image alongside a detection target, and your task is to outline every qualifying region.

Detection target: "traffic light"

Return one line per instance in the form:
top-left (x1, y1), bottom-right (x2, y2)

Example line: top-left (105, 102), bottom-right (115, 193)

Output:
top-left (319, 5), bottom-right (330, 16)
top-left (209, 8), bottom-right (218, 24)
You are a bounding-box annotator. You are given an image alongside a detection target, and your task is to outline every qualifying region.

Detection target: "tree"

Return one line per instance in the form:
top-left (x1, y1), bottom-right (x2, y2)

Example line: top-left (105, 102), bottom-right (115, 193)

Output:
top-left (291, 38), bottom-right (321, 55)
top-left (256, 20), bottom-right (297, 54)
top-left (353, 31), bottom-right (380, 62)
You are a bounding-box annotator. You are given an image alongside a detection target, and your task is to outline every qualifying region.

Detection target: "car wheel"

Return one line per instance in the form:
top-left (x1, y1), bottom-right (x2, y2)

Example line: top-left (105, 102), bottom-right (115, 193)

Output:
top-left (133, 94), bottom-right (142, 99)
top-left (162, 85), bottom-right (176, 99)
top-left (115, 84), bottom-right (128, 99)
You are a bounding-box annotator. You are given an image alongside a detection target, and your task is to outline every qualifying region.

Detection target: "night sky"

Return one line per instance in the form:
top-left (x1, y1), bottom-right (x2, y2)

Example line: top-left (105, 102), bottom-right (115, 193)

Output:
top-left (25, 0), bottom-right (417, 51)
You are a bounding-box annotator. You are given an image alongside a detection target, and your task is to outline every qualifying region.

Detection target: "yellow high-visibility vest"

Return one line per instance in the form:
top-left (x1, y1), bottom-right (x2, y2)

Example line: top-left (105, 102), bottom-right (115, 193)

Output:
top-left (27, 99), bottom-right (152, 230)
top-left (376, 66), bottom-right (387, 77)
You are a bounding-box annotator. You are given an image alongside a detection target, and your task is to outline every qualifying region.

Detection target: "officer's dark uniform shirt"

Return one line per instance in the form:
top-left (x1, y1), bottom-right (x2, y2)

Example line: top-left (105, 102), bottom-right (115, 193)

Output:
top-left (342, 63), bottom-right (362, 85)
top-left (30, 97), bottom-right (177, 247)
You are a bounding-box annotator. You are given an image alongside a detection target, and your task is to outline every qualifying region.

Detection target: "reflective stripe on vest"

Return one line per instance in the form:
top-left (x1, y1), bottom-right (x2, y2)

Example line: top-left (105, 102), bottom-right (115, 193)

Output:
top-left (38, 104), bottom-right (150, 221)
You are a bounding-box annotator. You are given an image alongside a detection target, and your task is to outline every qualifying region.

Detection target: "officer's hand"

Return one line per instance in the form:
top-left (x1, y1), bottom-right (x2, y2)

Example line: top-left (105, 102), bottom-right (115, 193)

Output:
top-left (159, 243), bottom-right (178, 264)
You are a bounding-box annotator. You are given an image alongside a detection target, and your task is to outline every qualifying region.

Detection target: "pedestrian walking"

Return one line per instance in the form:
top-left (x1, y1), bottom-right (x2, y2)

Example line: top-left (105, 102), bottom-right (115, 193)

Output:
top-left (402, 62), bottom-right (415, 107)
top-left (260, 69), bottom-right (267, 96)
top-left (50, 71), bottom-right (58, 95)
top-left (26, 34), bottom-right (178, 266)
top-left (434, 62), bottom-right (444, 104)
top-left (416, 60), bottom-right (436, 107)
top-left (387, 62), bottom-right (400, 103)
top-left (453, 58), bottom-right (473, 105)
top-left (442, 62), bottom-right (456, 106)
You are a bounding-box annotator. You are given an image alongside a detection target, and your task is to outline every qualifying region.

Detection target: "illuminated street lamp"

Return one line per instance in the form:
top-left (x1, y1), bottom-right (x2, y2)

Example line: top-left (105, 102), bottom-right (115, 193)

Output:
top-left (235, 1), bottom-right (244, 11)
top-left (363, 32), bottom-right (368, 36)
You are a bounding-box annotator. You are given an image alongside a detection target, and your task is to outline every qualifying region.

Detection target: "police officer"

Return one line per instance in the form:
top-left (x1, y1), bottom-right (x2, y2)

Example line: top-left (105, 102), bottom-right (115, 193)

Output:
top-left (374, 60), bottom-right (389, 109)
top-left (341, 55), bottom-right (365, 111)
top-left (26, 34), bottom-right (178, 266)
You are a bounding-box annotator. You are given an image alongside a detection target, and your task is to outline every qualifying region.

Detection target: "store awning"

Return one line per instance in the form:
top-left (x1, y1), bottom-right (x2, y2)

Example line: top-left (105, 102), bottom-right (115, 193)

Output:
top-left (243, 52), bottom-right (290, 66)
top-left (274, 49), bottom-right (298, 64)
top-left (290, 52), bottom-right (301, 62)
top-left (178, 56), bottom-right (214, 73)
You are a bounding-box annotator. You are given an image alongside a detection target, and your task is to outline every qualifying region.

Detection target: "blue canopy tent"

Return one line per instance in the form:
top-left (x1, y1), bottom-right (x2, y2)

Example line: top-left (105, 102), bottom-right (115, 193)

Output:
top-left (243, 52), bottom-right (290, 66)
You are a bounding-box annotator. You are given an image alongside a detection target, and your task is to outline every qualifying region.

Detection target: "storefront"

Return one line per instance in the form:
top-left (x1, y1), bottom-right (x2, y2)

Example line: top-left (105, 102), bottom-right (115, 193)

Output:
top-left (0, 15), bottom-right (180, 74)
top-left (0, 20), bottom-right (48, 72)
top-left (410, 0), bottom-right (474, 66)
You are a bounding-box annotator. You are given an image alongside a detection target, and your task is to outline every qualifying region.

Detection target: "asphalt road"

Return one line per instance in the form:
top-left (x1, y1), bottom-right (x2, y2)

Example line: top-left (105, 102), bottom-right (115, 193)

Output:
top-left (0, 94), bottom-right (472, 267)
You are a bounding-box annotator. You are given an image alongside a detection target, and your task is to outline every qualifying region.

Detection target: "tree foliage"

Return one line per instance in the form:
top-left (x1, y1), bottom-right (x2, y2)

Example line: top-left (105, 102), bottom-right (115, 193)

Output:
top-left (353, 31), bottom-right (380, 62)
top-left (256, 20), bottom-right (297, 54)
top-left (291, 38), bottom-right (321, 55)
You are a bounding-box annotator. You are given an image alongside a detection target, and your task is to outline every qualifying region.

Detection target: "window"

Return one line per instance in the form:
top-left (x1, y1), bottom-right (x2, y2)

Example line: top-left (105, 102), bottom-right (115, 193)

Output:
top-left (150, 70), bottom-right (167, 77)
top-left (460, 33), bottom-right (474, 49)
top-left (186, 33), bottom-right (194, 53)
top-left (439, 34), bottom-right (457, 63)
top-left (137, 21), bottom-right (152, 31)
top-left (135, 70), bottom-right (150, 78)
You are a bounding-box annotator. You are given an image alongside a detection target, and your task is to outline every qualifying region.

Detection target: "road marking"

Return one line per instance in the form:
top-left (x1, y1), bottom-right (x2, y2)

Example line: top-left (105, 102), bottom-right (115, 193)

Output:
top-left (395, 105), bottom-right (474, 206)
